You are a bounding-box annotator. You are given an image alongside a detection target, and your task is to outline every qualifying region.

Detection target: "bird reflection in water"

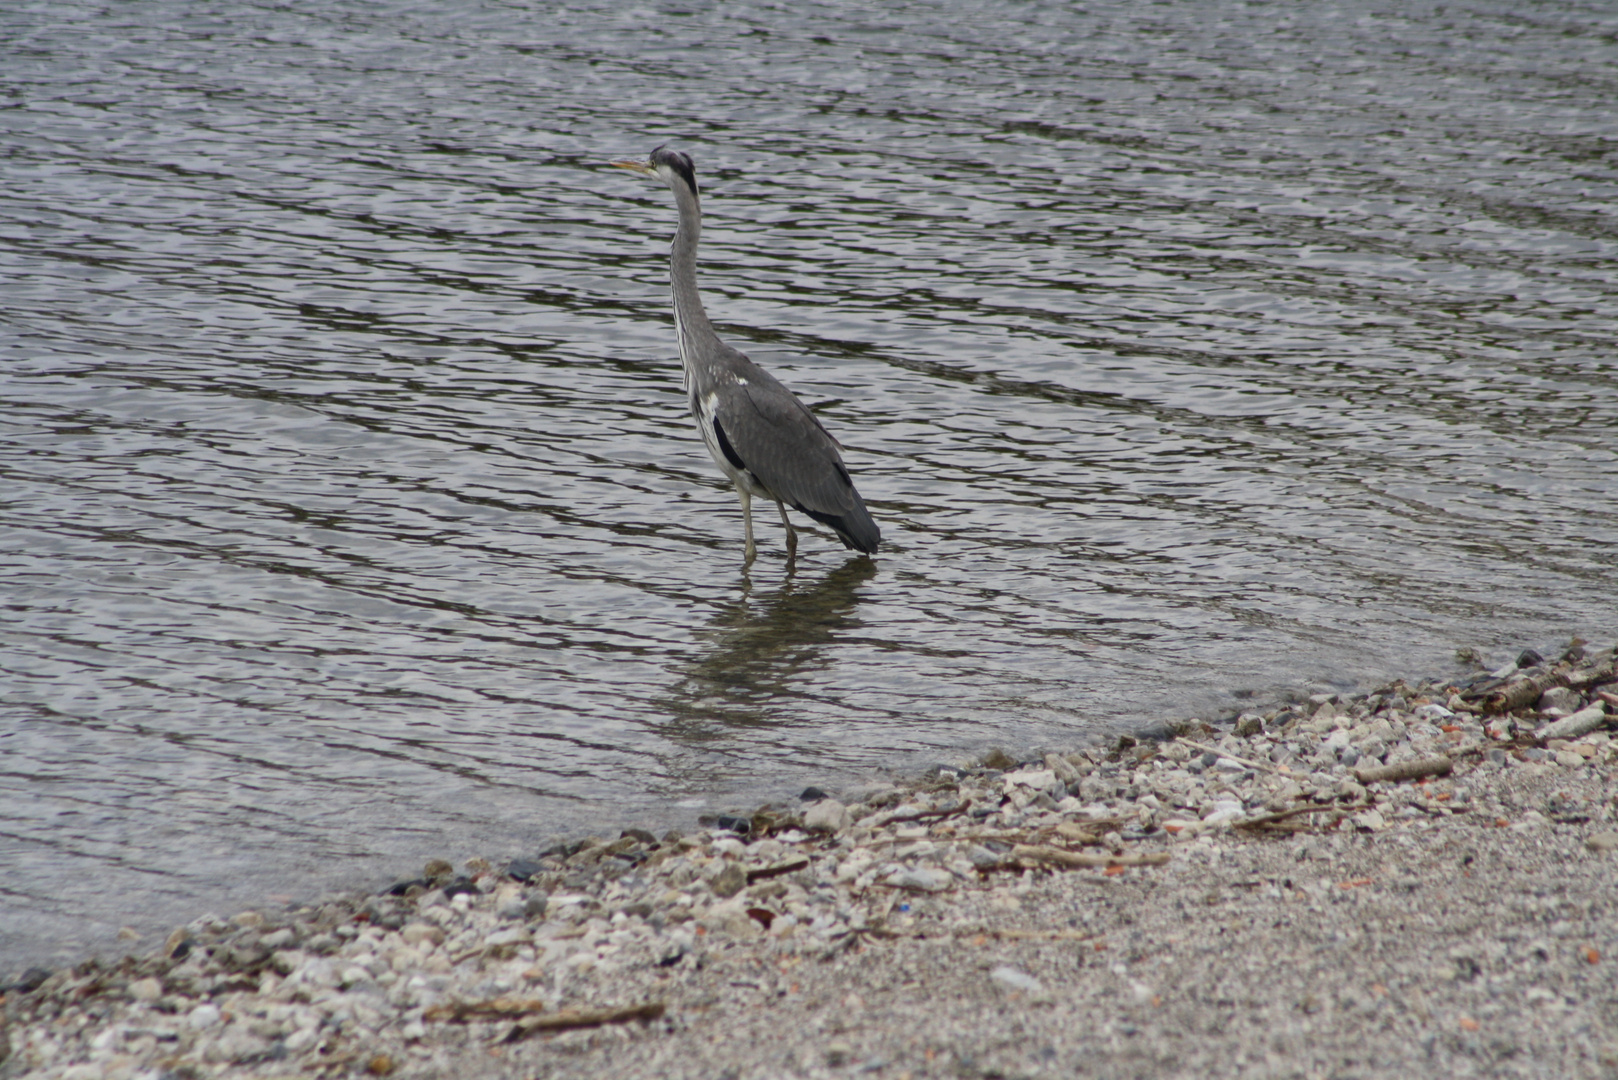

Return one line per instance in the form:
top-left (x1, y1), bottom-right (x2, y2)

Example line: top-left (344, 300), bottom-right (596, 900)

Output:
top-left (658, 558), bottom-right (878, 745)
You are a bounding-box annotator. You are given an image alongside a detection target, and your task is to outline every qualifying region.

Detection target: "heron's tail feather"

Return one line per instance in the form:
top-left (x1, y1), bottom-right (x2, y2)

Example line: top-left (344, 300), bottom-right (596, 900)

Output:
top-left (799, 503), bottom-right (880, 555)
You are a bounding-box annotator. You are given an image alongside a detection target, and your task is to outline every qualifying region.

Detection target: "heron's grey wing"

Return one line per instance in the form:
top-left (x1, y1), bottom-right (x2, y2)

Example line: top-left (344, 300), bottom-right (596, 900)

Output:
top-left (709, 368), bottom-right (880, 554)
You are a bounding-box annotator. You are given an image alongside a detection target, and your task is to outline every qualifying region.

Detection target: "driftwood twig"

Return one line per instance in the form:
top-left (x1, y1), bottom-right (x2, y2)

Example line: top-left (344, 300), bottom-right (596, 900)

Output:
top-left (425, 997), bottom-right (547, 1022)
top-left (1177, 739), bottom-right (1288, 777)
top-left (1236, 800), bottom-right (1370, 830)
top-left (1009, 844), bottom-right (1170, 869)
top-left (878, 798), bottom-right (975, 827)
top-left (745, 858), bottom-right (810, 884)
top-left (502, 1001), bottom-right (666, 1043)
top-left (1353, 756), bottom-right (1452, 785)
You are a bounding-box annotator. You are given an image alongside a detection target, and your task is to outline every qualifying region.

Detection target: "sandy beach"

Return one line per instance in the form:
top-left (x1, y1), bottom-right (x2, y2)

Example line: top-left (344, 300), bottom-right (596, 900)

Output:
top-left (4, 642), bottom-right (1616, 1079)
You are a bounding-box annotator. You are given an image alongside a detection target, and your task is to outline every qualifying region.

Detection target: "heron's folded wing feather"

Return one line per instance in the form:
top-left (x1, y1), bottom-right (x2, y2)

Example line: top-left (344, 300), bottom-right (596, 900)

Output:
top-left (712, 378), bottom-right (855, 516)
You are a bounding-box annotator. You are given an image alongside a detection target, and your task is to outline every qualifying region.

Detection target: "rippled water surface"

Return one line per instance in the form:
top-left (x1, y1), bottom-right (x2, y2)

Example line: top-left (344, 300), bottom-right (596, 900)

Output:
top-left (4, 0), bottom-right (1616, 968)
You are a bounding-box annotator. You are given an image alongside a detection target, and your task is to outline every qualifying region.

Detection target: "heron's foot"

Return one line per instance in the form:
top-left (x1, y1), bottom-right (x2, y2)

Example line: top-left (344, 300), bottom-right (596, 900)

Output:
top-left (743, 539), bottom-right (758, 565)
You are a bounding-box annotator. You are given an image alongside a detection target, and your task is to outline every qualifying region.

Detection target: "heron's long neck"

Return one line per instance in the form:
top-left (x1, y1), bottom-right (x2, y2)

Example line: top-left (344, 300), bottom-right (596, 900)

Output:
top-left (668, 182), bottom-right (719, 367)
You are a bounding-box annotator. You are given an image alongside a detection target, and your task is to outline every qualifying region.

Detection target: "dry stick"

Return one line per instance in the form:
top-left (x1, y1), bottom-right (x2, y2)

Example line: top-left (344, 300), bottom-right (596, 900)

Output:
top-left (502, 1002), bottom-right (666, 1044)
top-left (425, 997), bottom-right (547, 1022)
top-left (1010, 844), bottom-right (1171, 869)
top-left (450, 942), bottom-right (524, 965)
top-left (979, 928), bottom-right (1098, 942)
top-left (1569, 662), bottom-right (1618, 691)
top-left (1480, 669), bottom-right (1571, 714)
top-left (963, 818), bottom-right (1127, 843)
top-left (926, 927), bottom-right (1099, 943)
top-left (1353, 755), bottom-right (1452, 785)
top-left (1048, 822), bottom-right (1103, 846)
top-left (878, 798), bottom-right (975, 827)
top-left (1235, 800), bottom-right (1371, 830)
top-left (1536, 704), bottom-right (1609, 741)
top-left (870, 926), bottom-right (1099, 944)
top-left (745, 858), bottom-right (811, 884)
top-left (1177, 739), bottom-right (1289, 777)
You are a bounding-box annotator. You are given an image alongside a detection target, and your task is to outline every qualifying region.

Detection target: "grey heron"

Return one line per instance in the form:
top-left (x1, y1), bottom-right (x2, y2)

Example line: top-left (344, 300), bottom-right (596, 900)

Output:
top-left (612, 147), bottom-right (880, 563)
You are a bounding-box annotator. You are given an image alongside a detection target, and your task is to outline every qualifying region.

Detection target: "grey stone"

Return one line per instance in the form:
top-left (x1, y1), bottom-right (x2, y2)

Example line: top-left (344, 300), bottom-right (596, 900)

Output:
top-left (1538, 686), bottom-right (1582, 714)
top-left (710, 863), bottom-right (748, 898)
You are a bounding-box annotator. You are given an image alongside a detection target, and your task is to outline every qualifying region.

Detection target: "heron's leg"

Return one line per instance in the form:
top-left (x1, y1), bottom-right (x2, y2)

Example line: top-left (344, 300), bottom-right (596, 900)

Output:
top-left (737, 487), bottom-right (756, 563)
top-left (774, 499), bottom-right (798, 555)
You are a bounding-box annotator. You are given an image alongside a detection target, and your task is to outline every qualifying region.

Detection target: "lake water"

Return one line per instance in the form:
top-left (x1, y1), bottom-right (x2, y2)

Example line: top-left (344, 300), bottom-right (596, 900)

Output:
top-left (3, 0), bottom-right (1616, 971)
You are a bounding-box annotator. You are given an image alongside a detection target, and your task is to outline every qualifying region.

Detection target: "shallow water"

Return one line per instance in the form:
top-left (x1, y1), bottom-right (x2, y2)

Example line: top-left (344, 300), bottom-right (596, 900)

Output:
top-left (3, 0), bottom-right (1616, 969)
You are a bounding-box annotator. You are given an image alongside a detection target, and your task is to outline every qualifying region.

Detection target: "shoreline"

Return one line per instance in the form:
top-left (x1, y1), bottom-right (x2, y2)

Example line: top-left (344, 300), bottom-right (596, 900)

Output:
top-left (4, 642), bottom-right (1616, 1079)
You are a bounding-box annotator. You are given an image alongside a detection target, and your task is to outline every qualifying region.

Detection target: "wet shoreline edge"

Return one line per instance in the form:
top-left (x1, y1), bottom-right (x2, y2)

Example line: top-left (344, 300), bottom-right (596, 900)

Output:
top-left (4, 641), bottom-right (1617, 1078)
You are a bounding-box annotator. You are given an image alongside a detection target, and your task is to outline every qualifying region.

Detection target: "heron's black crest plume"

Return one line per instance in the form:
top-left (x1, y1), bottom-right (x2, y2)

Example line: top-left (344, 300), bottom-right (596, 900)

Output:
top-left (649, 145), bottom-right (698, 198)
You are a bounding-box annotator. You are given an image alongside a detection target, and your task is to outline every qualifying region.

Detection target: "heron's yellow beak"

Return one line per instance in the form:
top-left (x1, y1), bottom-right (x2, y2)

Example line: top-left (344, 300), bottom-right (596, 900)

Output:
top-left (611, 159), bottom-right (656, 176)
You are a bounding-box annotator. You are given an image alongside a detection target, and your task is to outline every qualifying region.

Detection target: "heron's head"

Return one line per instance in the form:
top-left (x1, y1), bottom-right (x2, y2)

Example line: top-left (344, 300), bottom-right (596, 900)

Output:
top-left (612, 145), bottom-right (698, 198)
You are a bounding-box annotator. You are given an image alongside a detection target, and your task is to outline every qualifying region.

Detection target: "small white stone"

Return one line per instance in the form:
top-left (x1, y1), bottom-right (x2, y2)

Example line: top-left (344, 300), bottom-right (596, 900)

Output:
top-left (1002, 768), bottom-right (1056, 792)
top-left (340, 964), bottom-right (374, 987)
top-left (400, 922), bottom-right (445, 947)
top-left (187, 1002), bottom-right (222, 1030)
top-left (990, 965), bottom-right (1042, 993)
top-left (1352, 809), bottom-right (1387, 832)
top-left (884, 867), bottom-right (954, 893)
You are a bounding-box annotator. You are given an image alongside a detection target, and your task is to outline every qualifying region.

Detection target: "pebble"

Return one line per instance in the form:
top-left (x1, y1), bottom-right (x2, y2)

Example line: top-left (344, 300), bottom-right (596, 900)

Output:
top-left (186, 1003), bottom-right (222, 1030)
top-left (400, 922), bottom-right (444, 947)
top-left (128, 977), bottom-right (162, 1003)
top-left (885, 867), bottom-right (955, 893)
top-left (990, 966), bottom-right (1043, 993)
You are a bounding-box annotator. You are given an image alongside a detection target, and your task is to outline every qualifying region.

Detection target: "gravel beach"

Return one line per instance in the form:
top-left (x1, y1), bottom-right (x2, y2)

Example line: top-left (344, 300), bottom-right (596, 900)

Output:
top-left (5, 643), bottom-right (1617, 1080)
